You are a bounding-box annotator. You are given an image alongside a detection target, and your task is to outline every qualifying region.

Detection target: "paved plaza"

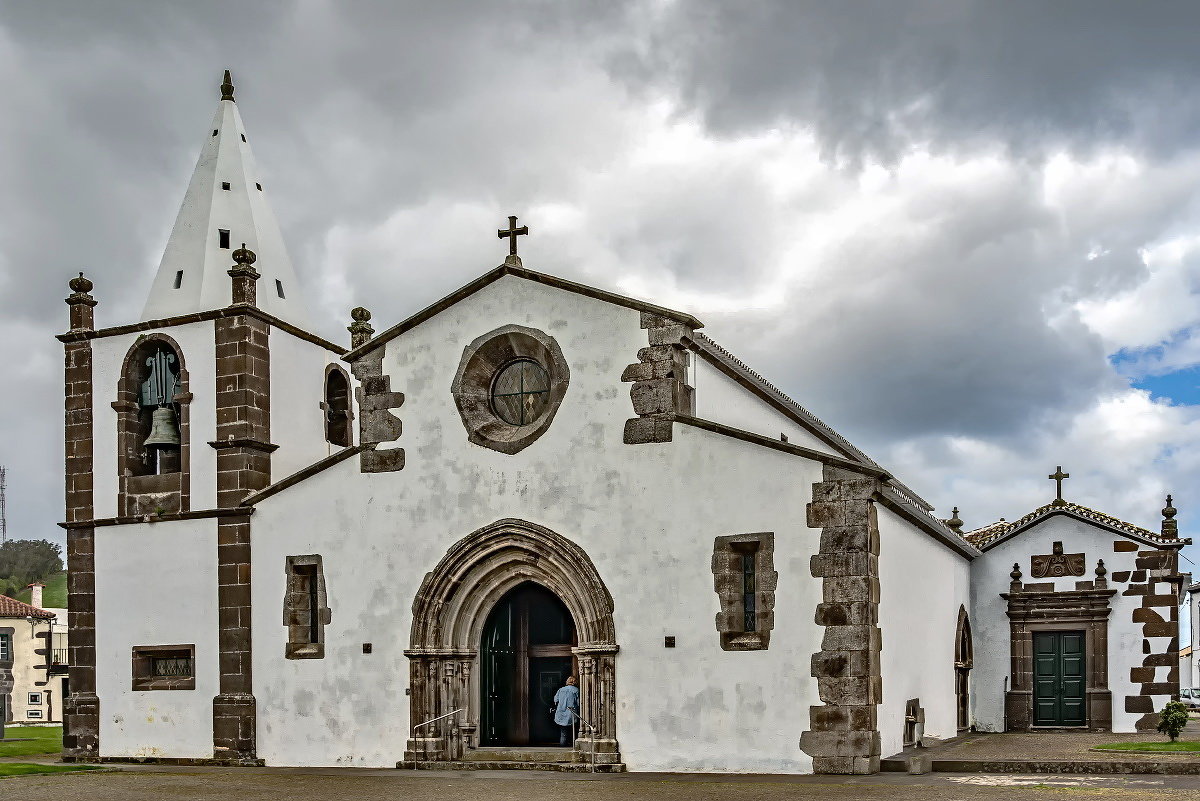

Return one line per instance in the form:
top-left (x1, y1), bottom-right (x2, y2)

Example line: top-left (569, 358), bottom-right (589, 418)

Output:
top-left (4, 766), bottom-right (1200, 801)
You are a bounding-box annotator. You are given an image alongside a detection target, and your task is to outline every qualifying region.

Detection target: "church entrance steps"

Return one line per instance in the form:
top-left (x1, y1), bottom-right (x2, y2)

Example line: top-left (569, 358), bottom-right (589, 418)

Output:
top-left (399, 745), bottom-right (626, 772)
top-left (462, 746), bottom-right (577, 762)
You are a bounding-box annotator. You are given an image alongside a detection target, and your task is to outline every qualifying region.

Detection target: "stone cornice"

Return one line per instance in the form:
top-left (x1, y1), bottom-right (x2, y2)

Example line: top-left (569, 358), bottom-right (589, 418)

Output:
top-left (58, 507), bottom-right (252, 529)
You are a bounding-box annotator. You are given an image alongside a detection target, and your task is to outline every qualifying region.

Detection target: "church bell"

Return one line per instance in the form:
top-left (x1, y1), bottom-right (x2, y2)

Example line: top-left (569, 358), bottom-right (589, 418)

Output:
top-left (143, 405), bottom-right (181, 448)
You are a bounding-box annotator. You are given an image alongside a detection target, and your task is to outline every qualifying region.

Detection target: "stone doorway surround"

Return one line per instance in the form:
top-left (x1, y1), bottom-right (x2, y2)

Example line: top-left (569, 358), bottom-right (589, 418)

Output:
top-left (402, 519), bottom-right (620, 767)
top-left (1001, 586), bottom-right (1115, 732)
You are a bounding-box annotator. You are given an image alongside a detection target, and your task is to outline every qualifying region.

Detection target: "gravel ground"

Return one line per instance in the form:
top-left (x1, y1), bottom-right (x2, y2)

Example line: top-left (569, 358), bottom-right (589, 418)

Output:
top-left (4, 766), bottom-right (1200, 801)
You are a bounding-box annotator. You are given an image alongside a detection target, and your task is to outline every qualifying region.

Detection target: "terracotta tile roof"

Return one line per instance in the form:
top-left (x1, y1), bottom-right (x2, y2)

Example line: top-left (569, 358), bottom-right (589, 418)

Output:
top-left (963, 501), bottom-right (1191, 551)
top-left (0, 594), bottom-right (56, 619)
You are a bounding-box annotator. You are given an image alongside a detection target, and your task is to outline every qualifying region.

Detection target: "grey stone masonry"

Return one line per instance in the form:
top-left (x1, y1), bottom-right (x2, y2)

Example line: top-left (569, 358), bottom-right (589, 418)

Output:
top-left (800, 466), bottom-right (884, 775)
top-left (620, 312), bottom-right (695, 444)
top-left (350, 348), bottom-right (405, 472)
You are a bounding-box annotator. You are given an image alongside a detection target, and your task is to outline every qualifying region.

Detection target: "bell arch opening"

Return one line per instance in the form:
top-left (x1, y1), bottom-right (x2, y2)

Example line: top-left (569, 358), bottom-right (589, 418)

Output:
top-left (403, 519), bottom-right (619, 766)
top-left (114, 333), bottom-right (191, 515)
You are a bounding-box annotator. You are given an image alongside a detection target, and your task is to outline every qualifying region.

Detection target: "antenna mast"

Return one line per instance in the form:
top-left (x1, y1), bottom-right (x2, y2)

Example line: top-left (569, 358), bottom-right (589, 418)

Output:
top-left (0, 466), bottom-right (7, 544)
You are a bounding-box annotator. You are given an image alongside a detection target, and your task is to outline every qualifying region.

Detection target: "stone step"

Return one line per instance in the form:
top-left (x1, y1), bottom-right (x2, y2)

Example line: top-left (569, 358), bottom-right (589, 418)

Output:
top-left (400, 759), bottom-right (626, 773)
top-left (462, 747), bottom-right (577, 763)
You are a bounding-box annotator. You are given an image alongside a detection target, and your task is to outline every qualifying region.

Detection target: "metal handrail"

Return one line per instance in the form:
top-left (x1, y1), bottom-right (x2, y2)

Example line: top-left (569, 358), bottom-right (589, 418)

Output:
top-left (413, 708), bottom-right (462, 731)
top-left (570, 710), bottom-right (598, 773)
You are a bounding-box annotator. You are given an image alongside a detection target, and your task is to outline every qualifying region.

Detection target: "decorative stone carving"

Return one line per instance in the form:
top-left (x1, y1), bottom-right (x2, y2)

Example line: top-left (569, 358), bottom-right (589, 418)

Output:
top-left (450, 325), bottom-right (569, 455)
top-left (1030, 541), bottom-right (1085, 579)
top-left (711, 533), bottom-right (777, 651)
top-left (350, 348), bottom-right (405, 472)
top-left (403, 519), bottom-right (620, 767)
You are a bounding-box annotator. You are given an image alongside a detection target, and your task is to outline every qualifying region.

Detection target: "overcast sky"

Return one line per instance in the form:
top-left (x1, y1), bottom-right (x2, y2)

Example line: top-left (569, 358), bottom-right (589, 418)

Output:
top-left (0, 1), bottom-right (1197, 578)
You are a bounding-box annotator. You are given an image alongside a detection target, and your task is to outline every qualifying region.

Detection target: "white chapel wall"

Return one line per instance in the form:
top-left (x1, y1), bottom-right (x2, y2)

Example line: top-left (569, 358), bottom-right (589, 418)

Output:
top-left (267, 331), bottom-right (351, 480)
top-left (690, 356), bottom-right (842, 457)
top-left (970, 515), bottom-right (1151, 733)
top-left (94, 518), bottom-right (219, 758)
top-left (248, 275), bottom-right (828, 772)
top-left (876, 506), bottom-right (970, 757)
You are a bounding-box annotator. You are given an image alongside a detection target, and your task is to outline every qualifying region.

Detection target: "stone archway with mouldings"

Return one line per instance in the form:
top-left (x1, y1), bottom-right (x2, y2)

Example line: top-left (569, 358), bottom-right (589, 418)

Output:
top-left (402, 519), bottom-right (620, 766)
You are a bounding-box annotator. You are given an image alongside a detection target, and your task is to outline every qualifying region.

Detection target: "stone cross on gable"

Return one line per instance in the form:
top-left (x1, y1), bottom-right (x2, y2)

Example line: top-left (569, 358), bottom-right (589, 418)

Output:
top-left (497, 215), bottom-right (529, 257)
top-left (1049, 466), bottom-right (1069, 507)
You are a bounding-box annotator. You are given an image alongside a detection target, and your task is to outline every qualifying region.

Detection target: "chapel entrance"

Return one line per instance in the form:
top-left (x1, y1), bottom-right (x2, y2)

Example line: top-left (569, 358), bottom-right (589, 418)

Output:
top-left (1033, 631), bottom-right (1086, 726)
top-left (480, 582), bottom-right (577, 746)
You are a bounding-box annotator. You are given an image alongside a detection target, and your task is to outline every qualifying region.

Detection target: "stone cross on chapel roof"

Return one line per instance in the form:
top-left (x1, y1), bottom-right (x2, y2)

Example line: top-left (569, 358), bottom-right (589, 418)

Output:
top-left (498, 215), bottom-right (529, 257)
top-left (1049, 466), bottom-right (1069, 507)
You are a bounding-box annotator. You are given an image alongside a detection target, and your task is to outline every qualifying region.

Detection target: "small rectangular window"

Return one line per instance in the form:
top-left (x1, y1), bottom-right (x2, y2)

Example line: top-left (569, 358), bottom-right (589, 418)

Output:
top-left (212, 129), bottom-right (218, 136)
top-left (173, 270), bottom-right (184, 289)
top-left (221, 181), bottom-right (231, 190)
top-left (28, 691), bottom-right (42, 705)
top-left (218, 229), bottom-right (230, 249)
top-left (713, 533), bottom-right (776, 651)
top-left (276, 280), bottom-right (285, 299)
top-left (131, 644), bottom-right (195, 691)
top-left (285, 555), bottom-right (328, 659)
top-left (26, 709), bottom-right (43, 720)
top-left (0, 632), bottom-right (10, 661)
top-left (742, 548), bottom-right (757, 632)
top-left (255, 182), bottom-right (262, 191)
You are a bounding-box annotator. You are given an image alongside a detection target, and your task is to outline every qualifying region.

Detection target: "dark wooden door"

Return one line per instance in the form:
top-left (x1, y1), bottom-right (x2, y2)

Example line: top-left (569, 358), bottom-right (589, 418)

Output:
top-left (480, 583), bottom-right (576, 746)
top-left (1033, 631), bottom-right (1086, 726)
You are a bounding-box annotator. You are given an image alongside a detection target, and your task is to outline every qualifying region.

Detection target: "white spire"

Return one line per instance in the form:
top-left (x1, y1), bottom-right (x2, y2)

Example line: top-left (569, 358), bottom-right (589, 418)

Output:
top-left (141, 71), bottom-right (310, 327)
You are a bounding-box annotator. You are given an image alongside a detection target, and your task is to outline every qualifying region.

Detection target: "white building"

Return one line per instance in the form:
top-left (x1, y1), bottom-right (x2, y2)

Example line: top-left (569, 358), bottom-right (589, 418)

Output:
top-left (55, 74), bottom-right (1189, 773)
top-left (1, 587), bottom-right (67, 725)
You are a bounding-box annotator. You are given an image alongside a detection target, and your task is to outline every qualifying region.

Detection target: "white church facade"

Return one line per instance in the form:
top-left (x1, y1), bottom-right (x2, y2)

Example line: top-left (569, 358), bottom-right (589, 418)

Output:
top-left (55, 74), bottom-right (1190, 774)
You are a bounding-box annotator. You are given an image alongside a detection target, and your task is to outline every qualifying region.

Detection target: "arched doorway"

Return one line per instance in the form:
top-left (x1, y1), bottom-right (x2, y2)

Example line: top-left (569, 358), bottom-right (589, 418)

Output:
top-left (404, 519), bottom-right (619, 766)
top-left (480, 582), bottom-right (576, 746)
top-left (955, 606), bottom-right (973, 731)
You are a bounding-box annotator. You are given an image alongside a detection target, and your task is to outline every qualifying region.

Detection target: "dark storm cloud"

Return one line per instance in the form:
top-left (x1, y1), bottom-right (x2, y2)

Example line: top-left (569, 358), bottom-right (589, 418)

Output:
top-left (631, 1), bottom-right (1200, 161)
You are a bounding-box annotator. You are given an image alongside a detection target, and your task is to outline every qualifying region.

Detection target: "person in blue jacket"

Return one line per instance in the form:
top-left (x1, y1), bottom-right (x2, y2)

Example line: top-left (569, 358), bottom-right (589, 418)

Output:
top-left (551, 675), bottom-right (580, 746)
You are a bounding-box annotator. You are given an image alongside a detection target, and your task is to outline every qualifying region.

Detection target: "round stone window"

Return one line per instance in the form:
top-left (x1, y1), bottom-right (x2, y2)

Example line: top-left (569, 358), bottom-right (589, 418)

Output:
top-left (491, 359), bottom-right (551, 426)
top-left (451, 325), bottom-right (570, 454)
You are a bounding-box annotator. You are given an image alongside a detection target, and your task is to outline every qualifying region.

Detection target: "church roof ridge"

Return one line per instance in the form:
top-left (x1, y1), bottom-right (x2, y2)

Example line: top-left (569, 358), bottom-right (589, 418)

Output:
top-left (140, 71), bottom-right (310, 327)
top-left (687, 331), bottom-right (937, 513)
top-left (342, 261), bottom-right (703, 362)
top-left (963, 500), bottom-right (1192, 551)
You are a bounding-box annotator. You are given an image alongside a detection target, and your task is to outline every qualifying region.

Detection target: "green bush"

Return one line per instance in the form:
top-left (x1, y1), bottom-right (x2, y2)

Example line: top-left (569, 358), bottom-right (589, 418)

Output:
top-left (1157, 700), bottom-right (1190, 742)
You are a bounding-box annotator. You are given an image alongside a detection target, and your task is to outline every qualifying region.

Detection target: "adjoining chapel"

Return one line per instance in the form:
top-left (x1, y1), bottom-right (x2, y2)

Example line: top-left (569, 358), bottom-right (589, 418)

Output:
top-left (55, 74), bottom-right (1191, 774)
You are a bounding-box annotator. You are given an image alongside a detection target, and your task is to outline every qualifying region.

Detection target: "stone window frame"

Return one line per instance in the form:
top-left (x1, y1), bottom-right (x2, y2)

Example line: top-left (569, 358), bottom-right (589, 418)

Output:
top-left (1000, 588), bottom-right (1114, 731)
top-left (450, 325), bottom-right (570, 455)
top-left (131, 644), bottom-right (196, 691)
top-left (113, 333), bottom-right (191, 516)
top-left (712, 532), bottom-right (777, 651)
top-left (284, 554), bottom-right (331, 660)
top-left (321, 363), bottom-right (354, 448)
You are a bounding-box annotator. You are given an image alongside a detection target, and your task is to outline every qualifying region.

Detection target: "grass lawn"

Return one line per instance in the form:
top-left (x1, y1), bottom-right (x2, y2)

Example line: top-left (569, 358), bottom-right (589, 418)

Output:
top-left (0, 726), bottom-right (62, 758)
top-left (0, 763), bottom-right (103, 778)
top-left (1095, 741), bottom-right (1200, 753)
top-left (14, 571), bottom-right (67, 608)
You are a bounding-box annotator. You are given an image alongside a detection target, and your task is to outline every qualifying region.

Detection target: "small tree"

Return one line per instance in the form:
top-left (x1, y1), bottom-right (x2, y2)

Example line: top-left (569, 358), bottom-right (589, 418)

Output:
top-left (1157, 700), bottom-right (1190, 742)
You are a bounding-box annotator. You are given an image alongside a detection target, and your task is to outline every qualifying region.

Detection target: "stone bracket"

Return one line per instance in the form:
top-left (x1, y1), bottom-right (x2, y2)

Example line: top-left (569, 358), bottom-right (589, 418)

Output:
top-left (621, 313), bottom-right (695, 444)
top-left (351, 349), bottom-right (405, 472)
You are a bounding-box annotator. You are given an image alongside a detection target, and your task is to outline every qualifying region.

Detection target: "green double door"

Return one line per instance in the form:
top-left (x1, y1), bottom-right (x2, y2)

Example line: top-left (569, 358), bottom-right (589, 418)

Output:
top-left (1033, 631), bottom-right (1086, 726)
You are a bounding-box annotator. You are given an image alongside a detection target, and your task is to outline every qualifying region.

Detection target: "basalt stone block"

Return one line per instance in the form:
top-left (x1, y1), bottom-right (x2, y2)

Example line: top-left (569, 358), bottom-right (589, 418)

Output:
top-left (360, 447), bottom-right (405, 473)
top-left (623, 415), bottom-right (673, 444)
top-left (1132, 608), bottom-right (1165, 624)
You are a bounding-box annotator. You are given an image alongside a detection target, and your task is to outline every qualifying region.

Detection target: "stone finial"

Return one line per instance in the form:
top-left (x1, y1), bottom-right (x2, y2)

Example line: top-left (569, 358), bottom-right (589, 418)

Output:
top-left (1161, 494), bottom-right (1178, 539)
top-left (1095, 558), bottom-right (1108, 588)
top-left (1010, 562), bottom-right (1022, 590)
top-left (221, 69), bottom-right (235, 102)
top-left (228, 244), bottom-right (260, 306)
top-left (66, 271), bottom-right (98, 332)
top-left (946, 506), bottom-right (964, 534)
top-left (348, 306), bottom-right (374, 349)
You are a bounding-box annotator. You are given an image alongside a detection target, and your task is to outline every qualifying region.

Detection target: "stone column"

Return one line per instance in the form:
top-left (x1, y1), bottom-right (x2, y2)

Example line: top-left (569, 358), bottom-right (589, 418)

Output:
top-left (573, 646), bottom-right (620, 762)
top-left (211, 250), bottom-right (272, 763)
top-left (800, 467), bottom-right (883, 774)
top-left (61, 274), bottom-right (99, 760)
